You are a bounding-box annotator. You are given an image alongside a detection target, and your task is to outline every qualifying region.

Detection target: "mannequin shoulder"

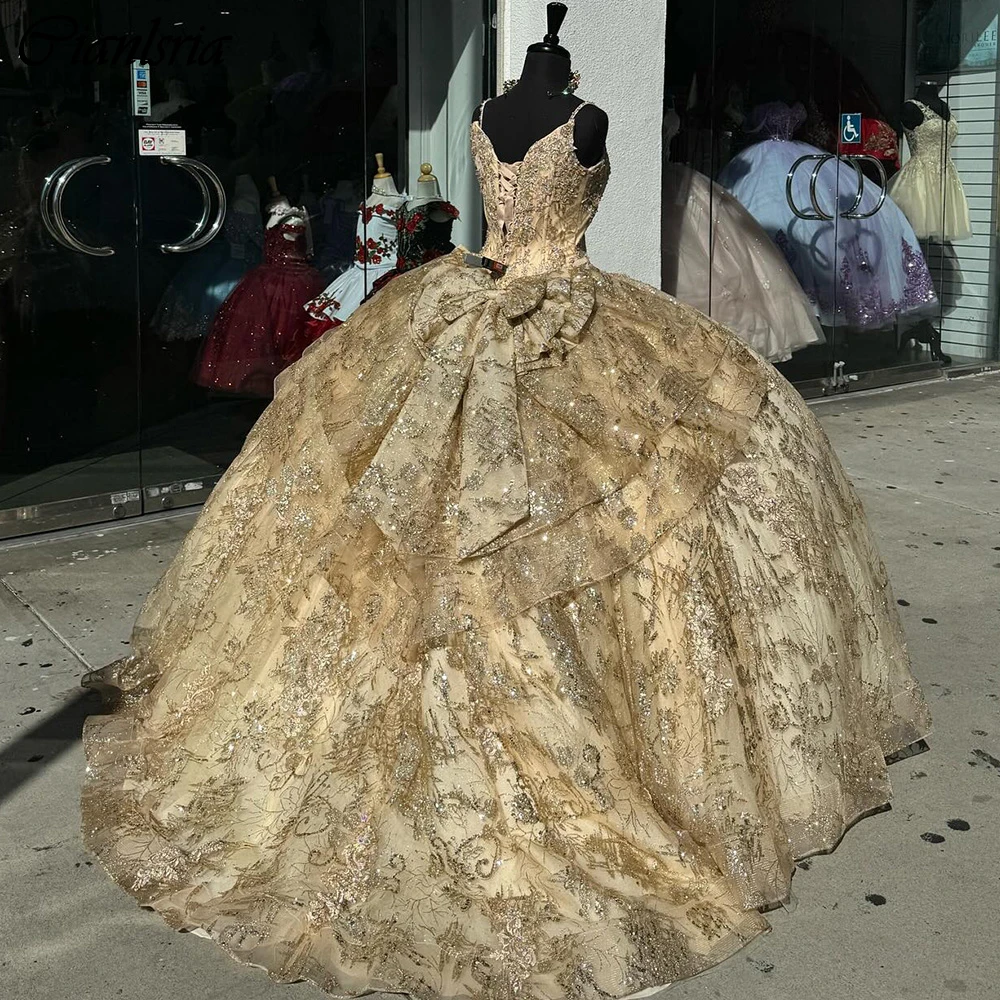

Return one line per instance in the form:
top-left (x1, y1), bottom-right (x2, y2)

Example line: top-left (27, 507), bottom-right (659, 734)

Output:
top-left (573, 101), bottom-right (609, 168)
top-left (575, 102), bottom-right (609, 134)
top-left (471, 98), bottom-right (497, 125)
top-left (900, 100), bottom-right (925, 129)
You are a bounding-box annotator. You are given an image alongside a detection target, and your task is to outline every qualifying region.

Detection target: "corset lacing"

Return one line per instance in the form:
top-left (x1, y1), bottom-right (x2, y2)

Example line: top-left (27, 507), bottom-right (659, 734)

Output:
top-left (496, 161), bottom-right (519, 243)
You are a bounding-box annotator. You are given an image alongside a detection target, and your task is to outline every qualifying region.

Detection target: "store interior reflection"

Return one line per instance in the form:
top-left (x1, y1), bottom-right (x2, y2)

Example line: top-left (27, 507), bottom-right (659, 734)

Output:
top-left (0, 0), bottom-right (491, 538)
top-left (663, 0), bottom-right (1000, 395)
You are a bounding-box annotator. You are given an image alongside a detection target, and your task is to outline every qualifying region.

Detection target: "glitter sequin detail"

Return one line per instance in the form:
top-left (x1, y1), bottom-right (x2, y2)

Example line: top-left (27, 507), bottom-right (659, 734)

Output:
top-left (81, 100), bottom-right (931, 1000)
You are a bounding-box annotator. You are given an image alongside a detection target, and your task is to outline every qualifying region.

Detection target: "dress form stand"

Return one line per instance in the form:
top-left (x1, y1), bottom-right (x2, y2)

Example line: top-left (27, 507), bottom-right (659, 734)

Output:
top-left (301, 153), bottom-right (406, 336)
top-left (366, 162), bottom-right (460, 297)
top-left (407, 162), bottom-right (458, 223)
top-left (406, 163), bottom-right (459, 244)
top-left (265, 176), bottom-right (290, 227)
top-left (266, 176), bottom-right (312, 255)
top-left (409, 162), bottom-right (443, 207)
top-left (366, 152), bottom-right (406, 253)
top-left (474, 2), bottom-right (608, 169)
top-left (897, 81), bottom-right (955, 365)
top-left (370, 153), bottom-right (401, 198)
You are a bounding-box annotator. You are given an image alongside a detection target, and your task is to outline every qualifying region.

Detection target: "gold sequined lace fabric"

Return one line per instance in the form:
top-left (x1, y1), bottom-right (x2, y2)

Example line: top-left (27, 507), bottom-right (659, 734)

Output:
top-left (473, 101), bottom-right (609, 281)
top-left (82, 108), bottom-right (930, 1000)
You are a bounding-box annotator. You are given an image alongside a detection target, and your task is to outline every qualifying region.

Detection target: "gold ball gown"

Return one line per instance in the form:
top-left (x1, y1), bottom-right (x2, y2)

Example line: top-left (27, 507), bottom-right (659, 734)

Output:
top-left (82, 101), bottom-right (930, 1000)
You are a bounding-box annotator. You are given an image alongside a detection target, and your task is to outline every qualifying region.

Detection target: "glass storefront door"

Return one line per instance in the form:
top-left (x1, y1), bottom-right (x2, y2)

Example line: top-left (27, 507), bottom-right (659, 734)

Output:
top-left (0, 0), bottom-right (142, 534)
top-left (129, 0), bottom-right (369, 520)
top-left (663, 0), bottom-right (1000, 397)
top-left (0, 0), bottom-right (493, 540)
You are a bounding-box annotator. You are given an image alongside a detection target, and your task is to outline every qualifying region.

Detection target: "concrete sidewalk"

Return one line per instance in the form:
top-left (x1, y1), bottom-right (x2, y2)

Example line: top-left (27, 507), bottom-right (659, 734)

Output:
top-left (2, 375), bottom-right (998, 1000)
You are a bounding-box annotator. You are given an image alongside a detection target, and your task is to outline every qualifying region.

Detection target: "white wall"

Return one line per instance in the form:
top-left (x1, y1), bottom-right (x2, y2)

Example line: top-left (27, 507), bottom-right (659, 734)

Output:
top-left (501, 0), bottom-right (666, 284)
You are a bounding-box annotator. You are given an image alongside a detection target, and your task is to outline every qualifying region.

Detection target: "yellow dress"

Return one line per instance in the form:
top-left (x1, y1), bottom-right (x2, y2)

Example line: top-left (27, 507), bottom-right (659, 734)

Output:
top-left (82, 101), bottom-right (930, 1000)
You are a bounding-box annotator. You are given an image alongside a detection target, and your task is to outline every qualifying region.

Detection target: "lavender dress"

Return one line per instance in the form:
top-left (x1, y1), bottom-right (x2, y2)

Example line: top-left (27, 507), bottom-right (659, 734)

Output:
top-left (719, 102), bottom-right (937, 331)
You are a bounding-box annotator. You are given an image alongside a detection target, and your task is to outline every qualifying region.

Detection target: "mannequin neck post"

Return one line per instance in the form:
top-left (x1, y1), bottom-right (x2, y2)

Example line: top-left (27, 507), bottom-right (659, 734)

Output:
top-left (516, 49), bottom-right (571, 95)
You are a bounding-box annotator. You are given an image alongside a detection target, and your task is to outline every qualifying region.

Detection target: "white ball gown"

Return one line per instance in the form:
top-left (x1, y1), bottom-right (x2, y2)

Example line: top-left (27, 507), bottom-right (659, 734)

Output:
top-left (719, 102), bottom-right (938, 331)
top-left (82, 99), bottom-right (930, 1000)
top-left (889, 100), bottom-right (972, 242)
top-left (304, 193), bottom-right (405, 336)
top-left (661, 161), bottom-right (824, 362)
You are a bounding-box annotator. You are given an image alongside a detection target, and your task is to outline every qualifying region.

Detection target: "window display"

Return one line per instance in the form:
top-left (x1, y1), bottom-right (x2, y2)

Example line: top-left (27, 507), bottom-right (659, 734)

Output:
top-left (0, 0), bottom-right (494, 539)
top-left (718, 101), bottom-right (937, 333)
top-left (662, 0), bottom-right (1000, 394)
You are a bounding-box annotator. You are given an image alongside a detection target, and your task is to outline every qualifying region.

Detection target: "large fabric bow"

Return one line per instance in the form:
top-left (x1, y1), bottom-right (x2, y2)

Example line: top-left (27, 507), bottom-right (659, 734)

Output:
top-left (353, 260), bottom-right (596, 559)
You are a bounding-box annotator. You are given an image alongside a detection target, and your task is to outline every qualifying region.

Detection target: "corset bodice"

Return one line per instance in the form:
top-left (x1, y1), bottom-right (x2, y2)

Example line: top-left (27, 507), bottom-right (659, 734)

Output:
top-left (471, 101), bottom-right (610, 280)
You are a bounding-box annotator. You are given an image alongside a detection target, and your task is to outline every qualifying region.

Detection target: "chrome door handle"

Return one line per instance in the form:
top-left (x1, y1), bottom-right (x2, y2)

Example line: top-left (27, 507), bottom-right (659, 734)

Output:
top-left (787, 153), bottom-right (888, 222)
top-left (841, 155), bottom-right (887, 219)
top-left (786, 153), bottom-right (836, 221)
top-left (158, 156), bottom-right (226, 253)
top-left (39, 156), bottom-right (115, 256)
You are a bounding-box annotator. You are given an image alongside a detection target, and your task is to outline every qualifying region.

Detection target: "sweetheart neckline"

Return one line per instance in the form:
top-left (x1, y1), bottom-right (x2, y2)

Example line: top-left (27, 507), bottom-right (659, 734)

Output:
top-left (471, 118), bottom-right (608, 175)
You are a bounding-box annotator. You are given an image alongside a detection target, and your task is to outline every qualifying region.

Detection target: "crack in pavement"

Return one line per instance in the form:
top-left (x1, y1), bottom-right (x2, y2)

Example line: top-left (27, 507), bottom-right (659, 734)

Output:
top-left (1, 580), bottom-right (93, 672)
top-left (840, 473), bottom-right (1000, 519)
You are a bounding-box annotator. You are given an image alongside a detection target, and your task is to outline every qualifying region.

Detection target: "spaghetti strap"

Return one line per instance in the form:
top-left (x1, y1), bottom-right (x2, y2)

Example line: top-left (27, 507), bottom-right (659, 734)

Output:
top-left (476, 97), bottom-right (492, 124)
top-left (568, 101), bottom-right (591, 122)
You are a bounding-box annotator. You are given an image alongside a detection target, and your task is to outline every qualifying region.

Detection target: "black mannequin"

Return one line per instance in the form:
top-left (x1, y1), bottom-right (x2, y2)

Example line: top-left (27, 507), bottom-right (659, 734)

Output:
top-left (901, 81), bottom-right (951, 129)
top-left (473, 3), bottom-right (608, 169)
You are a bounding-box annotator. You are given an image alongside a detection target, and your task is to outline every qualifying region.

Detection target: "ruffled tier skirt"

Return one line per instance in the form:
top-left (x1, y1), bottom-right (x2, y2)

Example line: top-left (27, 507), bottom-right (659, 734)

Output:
top-left (83, 252), bottom-right (930, 1000)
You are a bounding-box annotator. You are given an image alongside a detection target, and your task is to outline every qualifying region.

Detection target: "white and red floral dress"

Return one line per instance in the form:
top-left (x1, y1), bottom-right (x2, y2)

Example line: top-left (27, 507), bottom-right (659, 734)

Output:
top-left (303, 194), bottom-right (404, 340)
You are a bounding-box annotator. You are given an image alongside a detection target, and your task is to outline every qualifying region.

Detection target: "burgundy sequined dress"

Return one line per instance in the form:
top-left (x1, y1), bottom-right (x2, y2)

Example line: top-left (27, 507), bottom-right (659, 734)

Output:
top-left (194, 217), bottom-right (325, 396)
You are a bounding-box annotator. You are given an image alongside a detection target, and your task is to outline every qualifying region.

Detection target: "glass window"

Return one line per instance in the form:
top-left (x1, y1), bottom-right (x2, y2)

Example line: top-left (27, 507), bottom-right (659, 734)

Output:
top-left (662, 0), bottom-right (1000, 396)
top-left (0, 0), bottom-right (495, 539)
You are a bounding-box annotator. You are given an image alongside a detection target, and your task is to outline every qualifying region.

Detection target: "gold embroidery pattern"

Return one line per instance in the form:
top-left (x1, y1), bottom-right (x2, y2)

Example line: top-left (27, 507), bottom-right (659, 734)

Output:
top-left (82, 106), bottom-right (930, 1000)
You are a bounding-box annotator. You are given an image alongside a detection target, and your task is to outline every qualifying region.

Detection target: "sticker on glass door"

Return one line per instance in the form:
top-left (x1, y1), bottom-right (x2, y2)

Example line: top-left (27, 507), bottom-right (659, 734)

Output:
top-left (137, 125), bottom-right (187, 156)
top-left (840, 113), bottom-right (862, 145)
top-left (132, 60), bottom-right (151, 116)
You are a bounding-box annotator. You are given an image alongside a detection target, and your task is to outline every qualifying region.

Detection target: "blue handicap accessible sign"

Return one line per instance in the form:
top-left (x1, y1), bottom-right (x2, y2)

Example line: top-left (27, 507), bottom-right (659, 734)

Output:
top-left (840, 113), bottom-right (862, 144)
